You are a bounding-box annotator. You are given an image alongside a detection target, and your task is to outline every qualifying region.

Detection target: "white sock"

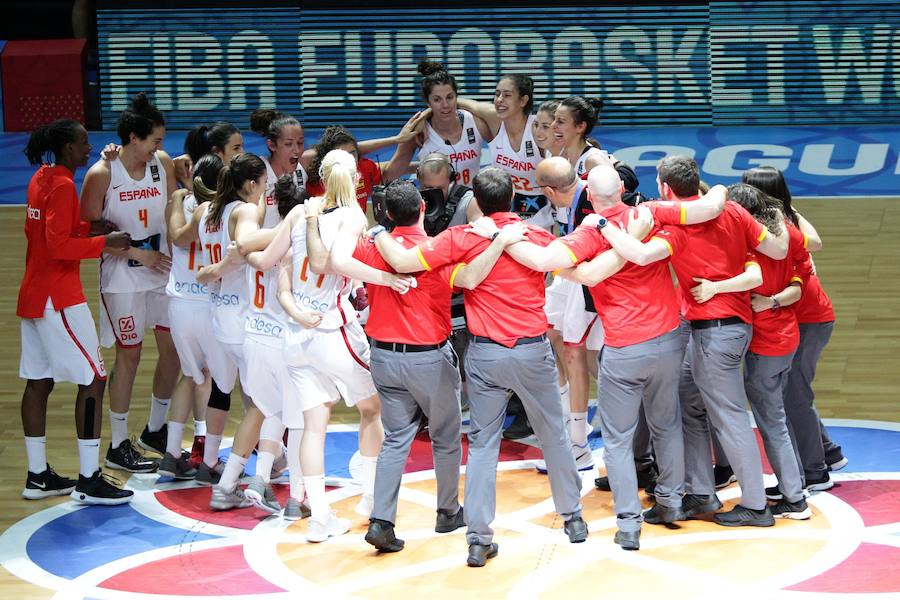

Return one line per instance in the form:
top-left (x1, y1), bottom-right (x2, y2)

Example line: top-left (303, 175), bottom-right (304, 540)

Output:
top-left (194, 419), bottom-right (207, 437)
top-left (148, 396), bottom-right (170, 433)
top-left (77, 438), bottom-right (100, 477)
top-left (166, 421), bottom-right (185, 457)
top-left (256, 451), bottom-right (276, 484)
top-left (288, 428), bottom-right (304, 502)
top-left (24, 436), bottom-right (47, 474)
top-left (569, 411), bottom-right (588, 448)
top-left (219, 453), bottom-right (247, 490)
top-left (110, 410), bottom-right (129, 449)
top-left (204, 433), bottom-right (223, 467)
top-left (304, 474), bottom-right (327, 520)
top-left (559, 383), bottom-right (571, 414)
top-left (360, 454), bottom-right (378, 500)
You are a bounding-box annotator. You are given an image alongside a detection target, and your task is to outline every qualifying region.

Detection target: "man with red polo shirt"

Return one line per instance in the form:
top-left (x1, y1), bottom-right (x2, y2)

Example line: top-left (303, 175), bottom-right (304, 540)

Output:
top-left (598, 156), bottom-right (789, 527)
top-left (480, 165), bottom-right (727, 549)
top-left (18, 119), bottom-right (133, 505)
top-left (326, 180), bottom-right (523, 553)
top-left (372, 167), bottom-right (588, 567)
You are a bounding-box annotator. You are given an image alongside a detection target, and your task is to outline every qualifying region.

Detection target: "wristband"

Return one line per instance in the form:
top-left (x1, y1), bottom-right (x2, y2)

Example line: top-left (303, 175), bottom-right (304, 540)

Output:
top-left (490, 231), bottom-right (500, 241)
top-left (771, 295), bottom-right (781, 311)
top-left (368, 225), bottom-right (386, 240)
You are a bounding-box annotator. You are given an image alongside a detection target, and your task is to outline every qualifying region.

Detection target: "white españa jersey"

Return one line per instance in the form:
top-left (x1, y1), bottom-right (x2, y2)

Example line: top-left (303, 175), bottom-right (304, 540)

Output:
top-left (489, 114), bottom-right (541, 196)
top-left (100, 154), bottom-right (169, 293)
top-left (289, 205), bottom-right (355, 331)
top-left (575, 145), bottom-right (603, 177)
top-left (199, 202), bottom-right (247, 344)
top-left (419, 109), bottom-right (483, 187)
top-left (166, 194), bottom-right (208, 301)
top-left (262, 156), bottom-right (307, 229)
top-left (245, 263), bottom-right (287, 347)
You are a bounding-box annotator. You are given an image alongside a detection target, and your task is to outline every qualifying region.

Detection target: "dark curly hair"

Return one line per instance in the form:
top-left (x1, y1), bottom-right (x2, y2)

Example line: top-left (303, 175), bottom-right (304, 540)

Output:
top-left (307, 126), bottom-right (358, 186)
top-left (116, 92), bottom-right (165, 145)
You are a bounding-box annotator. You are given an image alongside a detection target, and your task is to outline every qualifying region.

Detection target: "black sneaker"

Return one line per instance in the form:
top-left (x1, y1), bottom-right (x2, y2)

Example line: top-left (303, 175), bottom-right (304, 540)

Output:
top-left (714, 464), bottom-right (737, 489)
top-left (502, 411), bottom-right (533, 440)
top-left (771, 498), bottom-right (812, 520)
top-left (766, 485), bottom-right (784, 501)
top-left (713, 505), bottom-right (775, 527)
top-left (594, 466), bottom-right (657, 492)
top-left (138, 424), bottom-right (168, 456)
top-left (435, 507), bottom-right (465, 533)
top-left (825, 449), bottom-right (848, 471)
top-left (806, 471), bottom-right (834, 492)
top-left (105, 438), bottom-right (158, 473)
top-left (643, 503), bottom-right (686, 524)
top-left (564, 515), bottom-right (588, 543)
top-left (22, 464), bottom-right (77, 500)
top-left (682, 493), bottom-right (723, 518)
top-left (70, 470), bottom-right (134, 505)
top-left (365, 519), bottom-right (405, 553)
top-left (158, 452), bottom-right (198, 480)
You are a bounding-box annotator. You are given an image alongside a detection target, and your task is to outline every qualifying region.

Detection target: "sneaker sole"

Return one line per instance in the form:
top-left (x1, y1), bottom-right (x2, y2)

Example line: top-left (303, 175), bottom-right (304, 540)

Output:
top-left (245, 489), bottom-right (281, 515)
top-left (22, 486), bottom-right (75, 500)
top-left (715, 475), bottom-right (738, 490)
top-left (137, 438), bottom-right (166, 456)
top-left (307, 526), bottom-right (350, 543)
top-left (807, 480), bottom-right (835, 493)
top-left (774, 508), bottom-right (813, 520)
top-left (210, 500), bottom-right (251, 511)
top-left (467, 545), bottom-right (499, 567)
top-left (104, 459), bottom-right (157, 474)
top-left (713, 517), bottom-right (775, 527)
top-left (535, 463), bottom-right (594, 475)
top-left (684, 500), bottom-right (724, 518)
top-left (70, 490), bottom-right (133, 505)
top-left (157, 469), bottom-right (197, 480)
top-left (766, 492), bottom-right (784, 501)
top-left (827, 457), bottom-right (849, 471)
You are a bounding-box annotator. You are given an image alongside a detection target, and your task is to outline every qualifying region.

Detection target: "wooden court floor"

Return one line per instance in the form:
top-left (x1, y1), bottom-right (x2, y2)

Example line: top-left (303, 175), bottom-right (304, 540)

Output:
top-left (0, 198), bottom-right (898, 597)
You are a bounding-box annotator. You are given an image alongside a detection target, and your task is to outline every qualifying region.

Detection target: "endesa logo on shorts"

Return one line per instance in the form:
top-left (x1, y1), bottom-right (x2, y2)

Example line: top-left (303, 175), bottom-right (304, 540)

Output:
top-left (211, 291), bottom-right (241, 307)
top-left (118, 315), bottom-right (139, 342)
top-left (245, 316), bottom-right (283, 337)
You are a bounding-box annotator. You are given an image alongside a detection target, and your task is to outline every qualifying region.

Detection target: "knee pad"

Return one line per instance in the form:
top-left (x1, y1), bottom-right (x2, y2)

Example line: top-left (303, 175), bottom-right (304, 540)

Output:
top-left (207, 379), bottom-right (232, 411)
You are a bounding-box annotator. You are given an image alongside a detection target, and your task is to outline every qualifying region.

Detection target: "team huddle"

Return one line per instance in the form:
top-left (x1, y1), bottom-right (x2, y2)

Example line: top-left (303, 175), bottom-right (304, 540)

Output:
top-left (17, 60), bottom-right (845, 565)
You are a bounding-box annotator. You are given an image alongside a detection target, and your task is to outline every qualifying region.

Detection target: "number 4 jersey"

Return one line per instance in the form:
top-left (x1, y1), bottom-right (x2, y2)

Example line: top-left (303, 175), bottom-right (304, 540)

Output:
top-left (100, 154), bottom-right (169, 293)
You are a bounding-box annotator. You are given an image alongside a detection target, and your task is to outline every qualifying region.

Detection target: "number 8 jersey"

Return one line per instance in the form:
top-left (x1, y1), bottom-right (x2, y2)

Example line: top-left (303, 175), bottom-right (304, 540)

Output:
top-left (100, 155), bottom-right (169, 293)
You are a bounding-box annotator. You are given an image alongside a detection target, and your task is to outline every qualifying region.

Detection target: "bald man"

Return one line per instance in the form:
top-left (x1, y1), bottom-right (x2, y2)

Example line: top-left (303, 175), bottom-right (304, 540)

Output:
top-left (482, 165), bottom-right (726, 549)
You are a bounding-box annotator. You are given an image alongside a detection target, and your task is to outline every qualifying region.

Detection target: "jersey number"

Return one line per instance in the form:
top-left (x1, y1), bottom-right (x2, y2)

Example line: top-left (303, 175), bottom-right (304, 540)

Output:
top-left (299, 257), bottom-right (325, 288)
top-left (205, 243), bottom-right (222, 264)
top-left (460, 168), bottom-right (471, 185)
top-left (509, 175), bottom-right (534, 193)
top-left (253, 270), bottom-right (265, 309)
top-left (187, 241), bottom-right (202, 271)
top-left (138, 208), bottom-right (149, 228)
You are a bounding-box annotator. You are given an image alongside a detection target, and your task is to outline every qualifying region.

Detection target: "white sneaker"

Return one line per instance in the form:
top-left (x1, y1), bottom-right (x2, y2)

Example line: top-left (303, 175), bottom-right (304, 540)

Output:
top-left (210, 484), bottom-right (252, 511)
top-left (535, 445), bottom-right (594, 474)
top-left (306, 511), bottom-right (351, 543)
top-left (354, 493), bottom-right (374, 518)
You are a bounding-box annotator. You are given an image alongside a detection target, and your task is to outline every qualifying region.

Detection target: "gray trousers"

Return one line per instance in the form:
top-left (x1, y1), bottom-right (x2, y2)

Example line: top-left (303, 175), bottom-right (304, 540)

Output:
top-left (783, 321), bottom-right (834, 479)
top-left (633, 406), bottom-right (655, 471)
top-left (745, 351), bottom-right (805, 502)
top-left (680, 321), bottom-right (766, 510)
top-left (464, 338), bottom-right (582, 545)
top-left (596, 328), bottom-right (685, 532)
top-left (370, 343), bottom-right (462, 525)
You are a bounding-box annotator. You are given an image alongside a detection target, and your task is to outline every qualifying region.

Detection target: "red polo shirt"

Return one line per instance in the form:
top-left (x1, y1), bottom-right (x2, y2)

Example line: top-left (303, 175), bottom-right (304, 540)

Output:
top-left (305, 157), bottom-right (382, 213)
top-left (416, 212), bottom-right (555, 347)
top-left (792, 235), bottom-right (834, 324)
top-left (354, 225), bottom-right (455, 344)
top-left (651, 199), bottom-right (768, 323)
top-left (17, 165), bottom-right (106, 319)
top-left (748, 225), bottom-right (808, 356)
top-left (557, 203), bottom-right (683, 347)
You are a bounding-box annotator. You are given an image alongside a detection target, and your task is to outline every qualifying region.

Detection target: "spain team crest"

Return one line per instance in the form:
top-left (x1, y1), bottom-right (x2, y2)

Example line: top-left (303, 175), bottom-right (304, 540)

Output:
top-left (3, 419), bottom-right (900, 598)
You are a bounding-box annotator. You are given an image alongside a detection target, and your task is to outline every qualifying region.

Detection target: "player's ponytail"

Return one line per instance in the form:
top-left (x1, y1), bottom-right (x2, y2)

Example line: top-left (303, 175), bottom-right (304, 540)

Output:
top-left (192, 154), bottom-right (224, 205)
top-left (321, 149), bottom-right (357, 210)
top-left (210, 153), bottom-right (266, 227)
top-left (184, 121), bottom-right (240, 163)
top-left (273, 174), bottom-right (309, 219)
top-left (24, 119), bottom-right (82, 166)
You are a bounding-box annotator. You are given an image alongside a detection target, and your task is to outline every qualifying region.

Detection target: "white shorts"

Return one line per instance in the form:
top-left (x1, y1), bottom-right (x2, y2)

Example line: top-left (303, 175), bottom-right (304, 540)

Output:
top-left (221, 341), bottom-right (248, 396)
top-left (243, 334), bottom-right (291, 421)
top-left (284, 321), bottom-right (374, 412)
top-left (20, 300), bottom-right (107, 386)
top-left (100, 288), bottom-right (170, 348)
top-left (168, 298), bottom-right (237, 388)
top-left (545, 278), bottom-right (604, 351)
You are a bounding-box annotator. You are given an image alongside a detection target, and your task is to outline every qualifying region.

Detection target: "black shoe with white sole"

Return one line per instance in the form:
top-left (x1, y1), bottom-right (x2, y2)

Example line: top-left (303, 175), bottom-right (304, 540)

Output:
top-left (22, 464), bottom-right (77, 500)
top-left (771, 498), bottom-right (812, 520)
top-left (138, 424), bottom-right (167, 456)
top-left (714, 464), bottom-right (737, 489)
top-left (713, 505), bottom-right (775, 527)
top-left (158, 452), bottom-right (198, 480)
top-left (106, 438), bottom-right (158, 473)
top-left (70, 470), bottom-right (134, 505)
top-left (806, 472), bottom-right (834, 492)
top-left (765, 485), bottom-right (784, 501)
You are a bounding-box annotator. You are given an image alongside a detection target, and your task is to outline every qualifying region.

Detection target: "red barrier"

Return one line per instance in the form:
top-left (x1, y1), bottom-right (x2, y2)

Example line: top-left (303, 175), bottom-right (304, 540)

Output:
top-left (1, 39), bottom-right (86, 132)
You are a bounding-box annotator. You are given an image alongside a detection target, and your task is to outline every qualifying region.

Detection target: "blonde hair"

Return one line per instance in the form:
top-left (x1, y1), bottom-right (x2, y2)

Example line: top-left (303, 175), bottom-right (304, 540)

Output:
top-left (320, 149), bottom-right (357, 210)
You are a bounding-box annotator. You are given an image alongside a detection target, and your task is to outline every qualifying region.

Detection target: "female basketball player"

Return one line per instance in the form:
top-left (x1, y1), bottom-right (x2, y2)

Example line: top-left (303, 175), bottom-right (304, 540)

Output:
top-left (80, 92), bottom-right (180, 474)
top-left (183, 122), bottom-right (244, 164)
top-left (249, 110), bottom-right (308, 228)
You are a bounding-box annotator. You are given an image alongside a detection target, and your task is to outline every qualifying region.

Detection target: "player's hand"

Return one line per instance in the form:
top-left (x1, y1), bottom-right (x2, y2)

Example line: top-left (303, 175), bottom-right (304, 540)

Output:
top-left (465, 216), bottom-right (499, 239)
top-left (100, 143), bottom-right (121, 161)
top-left (295, 310), bottom-right (324, 329)
top-left (224, 241), bottom-right (244, 265)
top-left (91, 218), bottom-right (119, 235)
top-left (690, 277), bottom-right (719, 303)
top-left (173, 154), bottom-right (194, 189)
top-left (396, 111), bottom-right (430, 143)
top-left (387, 273), bottom-right (416, 294)
top-left (627, 205), bottom-right (654, 239)
top-left (750, 293), bottom-right (775, 313)
top-left (497, 222), bottom-right (528, 246)
top-left (305, 196), bottom-right (324, 219)
top-left (104, 231), bottom-right (131, 250)
top-left (593, 150), bottom-right (615, 168)
top-left (131, 248), bottom-right (172, 273)
top-left (580, 213), bottom-right (601, 229)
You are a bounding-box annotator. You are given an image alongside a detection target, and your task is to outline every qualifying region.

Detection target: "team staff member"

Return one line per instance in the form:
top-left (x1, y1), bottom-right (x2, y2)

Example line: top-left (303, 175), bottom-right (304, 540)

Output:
top-left (600, 156), bottom-right (789, 527)
top-left (727, 184), bottom-right (812, 519)
top-left (80, 92), bottom-right (179, 473)
top-left (340, 180), bottom-right (523, 552)
top-left (18, 119), bottom-right (133, 505)
top-left (372, 168), bottom-right (588, 567)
